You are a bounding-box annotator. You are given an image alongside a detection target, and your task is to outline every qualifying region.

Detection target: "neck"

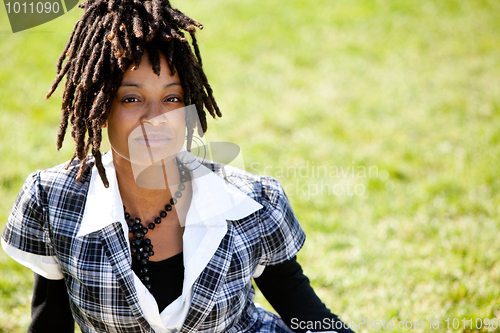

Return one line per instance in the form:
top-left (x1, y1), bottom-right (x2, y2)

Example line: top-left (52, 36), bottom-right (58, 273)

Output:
top-left (112, 150), bottom-right (183, 220)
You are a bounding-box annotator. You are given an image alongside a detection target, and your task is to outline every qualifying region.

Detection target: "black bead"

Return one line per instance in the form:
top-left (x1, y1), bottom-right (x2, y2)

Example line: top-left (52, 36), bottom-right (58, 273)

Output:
top-left (134, 218), bottom-right (141, 225)
top-left (138, 247), bottom-right (144, 253)
top-left (142, 252), bottom-right (149, 259)
top-left (154, 217), bottom-right (161, 224)
top-left (180, 176), bottom-right (187, 183)
top-left (136, 254), bottom-right (142, 261)
top-left (140, 267), bottom-right (149, 274)
top-left (128, 227), bottom-right (132, 233)
top-left (142, 228), bottom-right (148, 234)
top-left (178, 184), bottom-right (185, 191)
top-left (170, 198), bottom-right (177, 205)
top-left (148, 250), bottom-right (154, 256)
top-left (160, 211), bottom-right (167, 218)
top-left (143, 275), bottom-right (150, 282)
top-left (141, 258), bottom-right (148, 265)
top-left (131, 247), bottom-right (137, 254)
top-left (134, 232), bottom-right (144, 239)
top-left (133, 239), bottom-right (142, 246)
top-left (148, 223), bottom-right (155, 229)
top-left (145, 239), bottom-right (152, 245)
top-left (124, 212), bottom-right (130, 220)
top-left (165, 204), bottom-right (172, 211)
top-left (127, 219), bottom-right (134, 227)
top-left (133, 224), bottom-right (142, 231)
top-left (144, 245), bottom-right (152, 252)
top-left (146, 284), bottom-right (152, 290)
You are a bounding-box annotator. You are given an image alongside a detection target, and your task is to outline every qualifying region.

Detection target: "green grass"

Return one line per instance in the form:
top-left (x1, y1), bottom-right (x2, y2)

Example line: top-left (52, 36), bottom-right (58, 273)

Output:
top-left (1, 0), bottom-right (500, 332)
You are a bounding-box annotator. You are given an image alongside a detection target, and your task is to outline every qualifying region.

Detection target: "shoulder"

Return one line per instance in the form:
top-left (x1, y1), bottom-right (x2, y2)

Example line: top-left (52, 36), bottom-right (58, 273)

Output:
top-left (28, 156), bottom-right (95, 202)
top-left (4, 157), bottom-right (95, 257)
top-left (203, 162), bottom-right (306, 265)
top-left (38, 156), bottom-right (94, 182)
top-left (202, 161), bottom-right (297, 233)
top-left (203, 161), bottom-right (285, 205)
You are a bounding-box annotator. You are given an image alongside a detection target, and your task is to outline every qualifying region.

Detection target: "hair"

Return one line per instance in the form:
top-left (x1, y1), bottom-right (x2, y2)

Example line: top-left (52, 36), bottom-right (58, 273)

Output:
top-left (45, 0), bottom-right (221, 188)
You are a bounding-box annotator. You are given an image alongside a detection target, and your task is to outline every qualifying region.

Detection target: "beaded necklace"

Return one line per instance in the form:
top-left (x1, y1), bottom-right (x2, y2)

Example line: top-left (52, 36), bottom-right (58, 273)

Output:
top-left (123, 160), bottom-right (188, 289)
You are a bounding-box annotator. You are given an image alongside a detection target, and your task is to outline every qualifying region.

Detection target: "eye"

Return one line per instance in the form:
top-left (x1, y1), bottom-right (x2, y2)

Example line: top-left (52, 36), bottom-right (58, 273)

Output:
top-left (165, 96), bottom-right (181, 103)
top-left (123, 97), bottom-right (140, 103)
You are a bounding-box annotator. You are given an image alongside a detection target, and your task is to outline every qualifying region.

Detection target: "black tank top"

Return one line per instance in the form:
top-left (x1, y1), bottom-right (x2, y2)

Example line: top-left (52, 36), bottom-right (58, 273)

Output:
top-left (132, 252), bottom-right (184, 312)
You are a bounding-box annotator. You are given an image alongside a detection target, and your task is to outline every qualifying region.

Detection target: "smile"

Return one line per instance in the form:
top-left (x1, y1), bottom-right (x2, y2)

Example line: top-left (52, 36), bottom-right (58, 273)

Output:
top-left (134, 135), bottom-right (172, 148)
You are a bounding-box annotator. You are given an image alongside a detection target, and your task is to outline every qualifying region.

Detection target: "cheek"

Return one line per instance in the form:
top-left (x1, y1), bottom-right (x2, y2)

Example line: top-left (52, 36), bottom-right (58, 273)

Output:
top-left (171, 124), bottom-right (186, 149)
top-left (177, 116), bottom-right (186, 130)
top-left (165, 109), bottom-right (187, 134)
top-left (108, 110), bottom-right (136, 136)
top-left (174, 118), bottom-right (187, 139)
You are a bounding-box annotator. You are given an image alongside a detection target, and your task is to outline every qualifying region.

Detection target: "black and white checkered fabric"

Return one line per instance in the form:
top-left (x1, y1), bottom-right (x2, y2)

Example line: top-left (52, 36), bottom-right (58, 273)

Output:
top-left (2, 157), bottom-right (305, 333)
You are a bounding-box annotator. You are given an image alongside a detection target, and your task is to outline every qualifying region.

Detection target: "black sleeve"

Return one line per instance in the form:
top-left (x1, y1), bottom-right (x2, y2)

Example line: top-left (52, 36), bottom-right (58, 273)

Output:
top-left (254, 257), bottom-right (354, 333)
top-left (28, 273), bottom-right (74, 333)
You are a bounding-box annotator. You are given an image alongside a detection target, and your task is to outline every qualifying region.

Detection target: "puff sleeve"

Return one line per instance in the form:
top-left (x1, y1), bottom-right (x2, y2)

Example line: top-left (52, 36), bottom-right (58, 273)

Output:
top-left (257, 176), bottom-right (306, 266)
top-left (1, 171), bottom-right (63, 280)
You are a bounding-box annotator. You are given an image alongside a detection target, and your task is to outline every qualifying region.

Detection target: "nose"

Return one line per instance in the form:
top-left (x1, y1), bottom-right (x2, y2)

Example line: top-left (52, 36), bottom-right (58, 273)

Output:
top-left (142, 102), bottom-right (166, 126)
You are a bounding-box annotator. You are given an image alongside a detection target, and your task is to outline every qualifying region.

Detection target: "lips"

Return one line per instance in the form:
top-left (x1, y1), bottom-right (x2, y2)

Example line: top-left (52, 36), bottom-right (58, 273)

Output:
top-left (134, 133), bottom-right (172, 148)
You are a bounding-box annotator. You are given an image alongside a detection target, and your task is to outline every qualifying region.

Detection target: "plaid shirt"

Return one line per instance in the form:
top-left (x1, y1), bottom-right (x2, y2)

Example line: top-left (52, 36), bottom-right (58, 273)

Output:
top-left (2, 155), bottom-right (305, 333)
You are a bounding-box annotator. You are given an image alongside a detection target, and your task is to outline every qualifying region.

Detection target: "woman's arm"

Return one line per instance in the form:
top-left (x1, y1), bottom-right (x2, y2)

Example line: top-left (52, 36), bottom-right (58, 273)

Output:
top-left (254, 257), bottom-right (354, 333)
top-left (28, 273), bottom-right (74, 333)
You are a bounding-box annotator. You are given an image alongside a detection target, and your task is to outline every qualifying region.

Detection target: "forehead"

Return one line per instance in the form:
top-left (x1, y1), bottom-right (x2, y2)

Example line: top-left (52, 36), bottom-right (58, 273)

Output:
top-left (121, 52), bottom-right (180, 85)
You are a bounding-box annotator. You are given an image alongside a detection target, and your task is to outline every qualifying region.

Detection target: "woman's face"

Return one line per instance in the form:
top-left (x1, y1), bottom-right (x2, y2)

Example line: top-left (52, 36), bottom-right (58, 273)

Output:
top-left (107, 52), bottom-right (186, 166)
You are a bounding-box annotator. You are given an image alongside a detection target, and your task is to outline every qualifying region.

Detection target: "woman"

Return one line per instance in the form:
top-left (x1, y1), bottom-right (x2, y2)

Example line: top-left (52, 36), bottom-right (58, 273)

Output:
top-left (2, 0), bottom-right (354, 332)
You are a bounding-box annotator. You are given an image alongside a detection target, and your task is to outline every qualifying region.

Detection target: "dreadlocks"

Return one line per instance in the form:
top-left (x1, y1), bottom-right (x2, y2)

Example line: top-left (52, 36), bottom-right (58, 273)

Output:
top-left (45, 0), bottom-right (221, 188)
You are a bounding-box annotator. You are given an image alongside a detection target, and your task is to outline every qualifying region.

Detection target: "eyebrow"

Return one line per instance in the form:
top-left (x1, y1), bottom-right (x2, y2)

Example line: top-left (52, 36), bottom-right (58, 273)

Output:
top-left (120, 82), bottom-right (182, 89)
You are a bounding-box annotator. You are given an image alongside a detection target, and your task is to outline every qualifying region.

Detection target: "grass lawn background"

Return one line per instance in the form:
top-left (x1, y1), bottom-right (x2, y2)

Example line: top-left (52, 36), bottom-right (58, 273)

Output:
top-left (0, 0), bottom-right (499, 332)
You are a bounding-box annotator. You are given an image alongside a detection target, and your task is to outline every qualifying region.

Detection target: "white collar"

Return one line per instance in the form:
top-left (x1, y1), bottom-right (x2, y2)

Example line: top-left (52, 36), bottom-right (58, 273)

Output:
top-left (77, 150), bottom-right (262, 331)
top-left (78, 149), bottom-right (262, 237)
